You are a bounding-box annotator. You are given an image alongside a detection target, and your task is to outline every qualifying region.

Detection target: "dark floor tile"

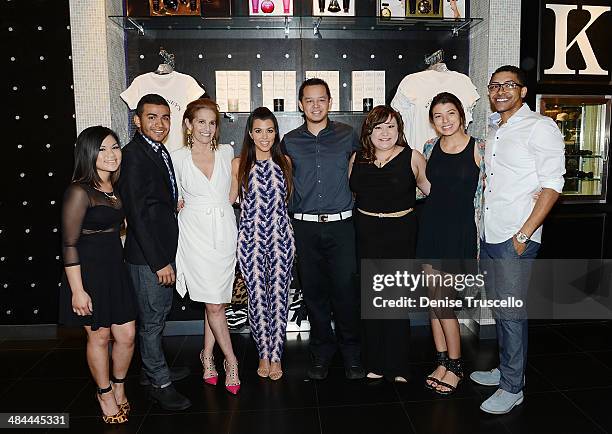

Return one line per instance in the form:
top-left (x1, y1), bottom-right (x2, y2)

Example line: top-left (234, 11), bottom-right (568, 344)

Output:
top-left (529, 353), bottom-right (612, 390)
top-left (57, 328), bottom-right (88, 349)
top-left (499, 393), bottom-right (606, 434)
top-left (66, 415), bottom-right (144, 434)
top-left (563, 387), bottom-right (612, 433)
top-left (148, 369), bottom-right (316, 414)
top-left (589, 350), bottom-right (612, 369)
top-left (0, 377), bottom-right (88, 413)
top-left (66, 379), bottom-right (152, 417)
top-left (404, 398), bottom-right (511, 434)
top-left (395, 364), bottom-right (481, 402)
top-left (320, 403), bottom-right (414, 434)
top-left (0, 349), bottom-right (49, 379)
top-left (139, 411), bottom-right (232, 434)
top-left (527, 326), bottom-right (582, 355)
top-left (24, 348), bottom-right (90, 379)
top-left (0, 379), bottom-right (15, 398)
top-left (553, 322), bottom-right (612, 352)
top-left (0, 339), bottom-right (62, 350)
top-left (316, 368), bottom-right (399, 407)
top-left (229, 408), bottom-right (319, 434)
top-left (461, 339), bottom-right (500, 371)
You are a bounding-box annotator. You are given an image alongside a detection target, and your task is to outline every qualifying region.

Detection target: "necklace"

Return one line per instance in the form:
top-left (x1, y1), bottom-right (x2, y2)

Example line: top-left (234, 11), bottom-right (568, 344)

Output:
top-left (97, 189), bottom-right (118, 204)
top-left (375, 146), bottom-right (397, 168)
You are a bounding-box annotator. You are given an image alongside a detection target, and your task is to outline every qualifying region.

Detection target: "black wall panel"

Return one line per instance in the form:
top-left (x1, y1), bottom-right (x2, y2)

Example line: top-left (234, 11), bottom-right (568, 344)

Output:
top-left (3, 0), bottom-right (76, 325)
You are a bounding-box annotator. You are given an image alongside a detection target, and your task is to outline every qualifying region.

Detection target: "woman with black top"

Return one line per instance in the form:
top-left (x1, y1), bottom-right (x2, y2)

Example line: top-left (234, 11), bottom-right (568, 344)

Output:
top-left (349, 105), bottom-right (429, 382)
top-left (417, 92), bottom-right (485, 395)
top-left (59, 126), bottom-right (137, 424)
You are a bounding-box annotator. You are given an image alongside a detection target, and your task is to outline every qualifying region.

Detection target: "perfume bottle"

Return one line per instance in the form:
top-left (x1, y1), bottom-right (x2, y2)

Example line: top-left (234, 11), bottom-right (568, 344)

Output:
top-left (408, 0), bottom-right (416, 14)
top-left (433, 0), bottom-right (440, 14)
top-left (252, 0), bottom-right (259, 13)
top-left (283, 0), bottom-right (290, 13)
top-left (261, 0), bottom-right (274, 13)
top-left (343, 0), bottom-right (350, 13)
top-left (319, 0), bottom-right (325, 13)
top-left (190, 0), bottom-right (197, 11)
top-left (381, 2), bottom-right (391, 18)
top-left (164, 0), bottom-right (179, 11)
top-left (328, 0), bottom-right (341, 13)
top-left (418, 0), bottom-right (432, 14)
top-left (152, 0), bottom-right (161, 12)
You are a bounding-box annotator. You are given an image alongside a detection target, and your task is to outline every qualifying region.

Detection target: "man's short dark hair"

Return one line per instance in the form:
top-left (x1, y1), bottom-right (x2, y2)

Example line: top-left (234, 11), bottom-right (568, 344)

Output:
top-left (492, 65), bottom-right (528, 88)
top-left (298, 78), bottom-right (331, 101)
top-left (136, 94), bottom-right (170, 116)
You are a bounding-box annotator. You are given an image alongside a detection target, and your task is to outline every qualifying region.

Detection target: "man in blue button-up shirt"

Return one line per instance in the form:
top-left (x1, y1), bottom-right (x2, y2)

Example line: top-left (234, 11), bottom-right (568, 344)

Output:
top-left (281, 78), bottom-right (364, 380)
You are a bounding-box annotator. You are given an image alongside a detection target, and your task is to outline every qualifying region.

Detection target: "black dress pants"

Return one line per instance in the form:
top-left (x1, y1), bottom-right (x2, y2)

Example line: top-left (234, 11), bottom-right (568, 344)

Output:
top-left (292, 218), bottom-right (361, 364)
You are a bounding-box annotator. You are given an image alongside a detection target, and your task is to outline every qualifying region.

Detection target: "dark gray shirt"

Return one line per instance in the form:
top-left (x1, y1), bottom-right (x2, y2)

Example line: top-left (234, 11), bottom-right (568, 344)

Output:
top-left (281, 121), bottom-right (360, 214)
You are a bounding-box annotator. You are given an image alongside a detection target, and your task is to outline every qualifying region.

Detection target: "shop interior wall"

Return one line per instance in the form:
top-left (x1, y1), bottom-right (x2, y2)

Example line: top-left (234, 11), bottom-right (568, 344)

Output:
top-left (3, 0), bottom-right (76, 326)
top-left (124, 24), bottom-right (470, 321)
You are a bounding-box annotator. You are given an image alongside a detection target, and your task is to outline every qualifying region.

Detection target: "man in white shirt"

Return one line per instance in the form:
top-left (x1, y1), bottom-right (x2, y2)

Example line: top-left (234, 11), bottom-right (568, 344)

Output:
top-left (470, 66), bottom-right (565, 414)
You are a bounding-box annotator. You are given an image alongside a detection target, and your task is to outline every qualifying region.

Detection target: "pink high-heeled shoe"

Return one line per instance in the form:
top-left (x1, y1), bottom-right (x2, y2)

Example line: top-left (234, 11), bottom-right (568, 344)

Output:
top-left (200, 350), bottom-right (218, 386)
top-left (223, 360), bottom-right (241, 395)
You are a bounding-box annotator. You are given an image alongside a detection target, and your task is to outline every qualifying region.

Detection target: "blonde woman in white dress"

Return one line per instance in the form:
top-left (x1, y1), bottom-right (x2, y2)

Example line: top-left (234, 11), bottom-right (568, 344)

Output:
top-left (171, 98), bottom-right (240, 395)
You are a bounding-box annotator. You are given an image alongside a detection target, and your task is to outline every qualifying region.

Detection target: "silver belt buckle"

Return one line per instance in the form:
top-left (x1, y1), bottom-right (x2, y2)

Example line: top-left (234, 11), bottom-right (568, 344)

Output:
top-left (318, 214), bottom-right (329, 223)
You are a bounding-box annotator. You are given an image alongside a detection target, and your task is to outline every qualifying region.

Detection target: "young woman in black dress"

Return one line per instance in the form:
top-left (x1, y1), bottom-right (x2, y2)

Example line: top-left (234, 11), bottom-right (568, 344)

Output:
top-left (349, 105), bottom-right (430, 382)
top-left (417, 93), bottom-right (485, 395)
top-left (60, 126), bottom-right (137, 423)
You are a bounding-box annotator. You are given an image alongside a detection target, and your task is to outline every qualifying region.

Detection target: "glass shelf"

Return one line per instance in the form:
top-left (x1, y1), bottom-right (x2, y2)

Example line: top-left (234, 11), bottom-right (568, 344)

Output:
top-left (108, 15), bottom-right (482, 37)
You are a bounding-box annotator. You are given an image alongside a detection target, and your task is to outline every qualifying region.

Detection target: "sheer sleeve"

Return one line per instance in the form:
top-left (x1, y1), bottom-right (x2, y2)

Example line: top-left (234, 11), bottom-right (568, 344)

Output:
top-left (61, 184), bottom-right (90, 267)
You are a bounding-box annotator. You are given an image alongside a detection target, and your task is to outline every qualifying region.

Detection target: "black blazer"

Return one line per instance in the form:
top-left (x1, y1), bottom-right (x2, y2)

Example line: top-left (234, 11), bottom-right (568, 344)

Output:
top-left (118, 133), bottom-right (179, 273)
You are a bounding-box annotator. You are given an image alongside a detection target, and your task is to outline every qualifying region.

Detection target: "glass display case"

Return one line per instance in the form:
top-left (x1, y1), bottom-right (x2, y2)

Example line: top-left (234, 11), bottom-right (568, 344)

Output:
top-left (537, 95), bottom-right (611, 203)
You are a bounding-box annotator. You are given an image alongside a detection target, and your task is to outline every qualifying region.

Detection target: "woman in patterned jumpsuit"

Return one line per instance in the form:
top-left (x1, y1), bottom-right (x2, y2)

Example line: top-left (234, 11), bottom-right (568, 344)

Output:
top-left (230, 107), bottom-right (295, 381)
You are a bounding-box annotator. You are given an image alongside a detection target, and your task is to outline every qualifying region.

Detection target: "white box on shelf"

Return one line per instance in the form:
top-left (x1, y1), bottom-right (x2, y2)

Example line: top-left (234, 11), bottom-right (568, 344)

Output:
top-left (249, 0), bottom-right (293, 16)
top-left (313, 0), bottom-right (355, 16)
top-left (351, 70), bottom-right (385, 112)
top-left (262, 71), bottom-right (275, 111)
top-left (216, 70), bottom-right (250, 112)
top-left (284, 70), bottom-right (297, 112)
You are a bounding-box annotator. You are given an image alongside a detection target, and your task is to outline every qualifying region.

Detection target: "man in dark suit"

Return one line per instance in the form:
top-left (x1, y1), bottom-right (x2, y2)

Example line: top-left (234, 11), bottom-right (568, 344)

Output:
top-left (118, 94), bottom-right (191, 411)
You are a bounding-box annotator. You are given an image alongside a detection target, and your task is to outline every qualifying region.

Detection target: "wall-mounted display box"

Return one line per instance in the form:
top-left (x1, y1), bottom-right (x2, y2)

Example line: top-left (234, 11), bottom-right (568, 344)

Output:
top-left (537, 95), bottom-right (611, 203)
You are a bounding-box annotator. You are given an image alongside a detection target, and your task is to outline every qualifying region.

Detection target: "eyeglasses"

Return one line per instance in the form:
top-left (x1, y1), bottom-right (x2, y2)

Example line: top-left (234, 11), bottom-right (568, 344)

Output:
top-left (487, 81), bottom-right (523, 93)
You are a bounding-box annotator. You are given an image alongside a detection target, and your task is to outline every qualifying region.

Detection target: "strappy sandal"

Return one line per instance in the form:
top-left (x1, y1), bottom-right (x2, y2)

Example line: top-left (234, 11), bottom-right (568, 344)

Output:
top-left (435, 357), bottom-right (464, 396)
top-left (96, 384), bottom-right (127, 424)
top-left (223, 360), bottom-right (241, 395)
top-left (200, 350), bottom-right (218, 386)
top-left (425, 351), bottom-right (448, 390)
top-left (257, 361), bottom-right (270, 378)
top-left (111, 376), bottom-right (130, 415)
top-left (269, 363), bottom-right (283, 381)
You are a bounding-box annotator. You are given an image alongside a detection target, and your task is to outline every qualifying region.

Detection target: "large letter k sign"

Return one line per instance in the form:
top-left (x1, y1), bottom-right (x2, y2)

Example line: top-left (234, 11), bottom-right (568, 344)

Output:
top-left (544, 3), bottom-right (610, 75)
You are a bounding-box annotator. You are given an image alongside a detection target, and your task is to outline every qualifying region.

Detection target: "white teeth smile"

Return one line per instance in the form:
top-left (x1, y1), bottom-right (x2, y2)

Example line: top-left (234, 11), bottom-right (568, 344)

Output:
top-left (496, 98), bottom-right (509, 102)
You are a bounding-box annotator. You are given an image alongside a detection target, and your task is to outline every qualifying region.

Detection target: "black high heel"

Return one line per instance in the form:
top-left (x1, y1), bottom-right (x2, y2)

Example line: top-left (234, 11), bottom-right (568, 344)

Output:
top-left (96, 384), bottom-right (127, 424)
top-left (434, 357), bottom-right (464, 396)
top-left (111, 376), bottom-right (131, 415)
top-left (424, 351), bottom-right (448, 390)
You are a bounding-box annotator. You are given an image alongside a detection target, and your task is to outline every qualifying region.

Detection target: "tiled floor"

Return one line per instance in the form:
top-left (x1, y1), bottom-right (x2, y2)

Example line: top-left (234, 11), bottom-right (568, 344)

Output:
top-left (0, 321), bottom-right (611, 434)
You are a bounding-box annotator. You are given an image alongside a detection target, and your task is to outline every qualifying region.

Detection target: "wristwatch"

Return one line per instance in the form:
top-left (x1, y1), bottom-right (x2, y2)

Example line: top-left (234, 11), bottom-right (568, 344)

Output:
top-left (515, 231), bottom-right (530, 244)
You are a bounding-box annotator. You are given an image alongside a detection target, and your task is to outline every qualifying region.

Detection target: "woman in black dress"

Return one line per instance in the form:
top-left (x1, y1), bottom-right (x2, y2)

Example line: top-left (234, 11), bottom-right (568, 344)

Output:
top-left (60, 126), bottom-right (137, 423)
top-left (349, 106), bottom-right (429, 382)
top-left (417, 92), bottom-right (485, 395)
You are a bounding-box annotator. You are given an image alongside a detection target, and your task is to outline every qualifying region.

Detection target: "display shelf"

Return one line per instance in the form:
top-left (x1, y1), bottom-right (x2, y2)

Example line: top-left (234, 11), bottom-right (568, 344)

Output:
top-left (109, 15), bottom-right (482, 37)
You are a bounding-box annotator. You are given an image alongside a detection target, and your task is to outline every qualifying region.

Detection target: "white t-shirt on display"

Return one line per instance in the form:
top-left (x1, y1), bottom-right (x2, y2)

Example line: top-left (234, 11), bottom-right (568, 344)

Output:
top-left (120, 71), bottom-right (205, 153)
top-left (391, 69), bottom-right (480, 152)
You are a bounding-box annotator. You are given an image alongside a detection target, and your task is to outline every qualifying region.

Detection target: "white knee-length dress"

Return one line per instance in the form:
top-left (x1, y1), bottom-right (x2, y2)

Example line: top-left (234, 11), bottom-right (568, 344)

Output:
top-left (172, 144), bottom-right (237, 303)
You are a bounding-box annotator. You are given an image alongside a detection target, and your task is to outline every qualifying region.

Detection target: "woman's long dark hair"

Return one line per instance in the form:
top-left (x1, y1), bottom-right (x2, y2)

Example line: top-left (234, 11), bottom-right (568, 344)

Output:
top-left (72, 126), bottom-right (121, 187)
top-left (237, 107), bottom-right (293, 200)
top-left (359, 105), bottom-right (408, 163)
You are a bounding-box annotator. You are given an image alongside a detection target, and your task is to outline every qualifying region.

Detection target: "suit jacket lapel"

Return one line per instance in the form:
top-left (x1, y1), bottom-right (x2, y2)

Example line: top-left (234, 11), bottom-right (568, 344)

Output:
top-left (135, 134), bottom-right (173, 192)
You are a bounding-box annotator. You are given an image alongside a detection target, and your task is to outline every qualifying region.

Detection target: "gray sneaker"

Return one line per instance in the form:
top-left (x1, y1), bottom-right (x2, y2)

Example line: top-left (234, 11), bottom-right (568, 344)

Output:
top-left (470, 368), bottom-right (501, 386)
top-left (480, 388), bottom-right (524, 414)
